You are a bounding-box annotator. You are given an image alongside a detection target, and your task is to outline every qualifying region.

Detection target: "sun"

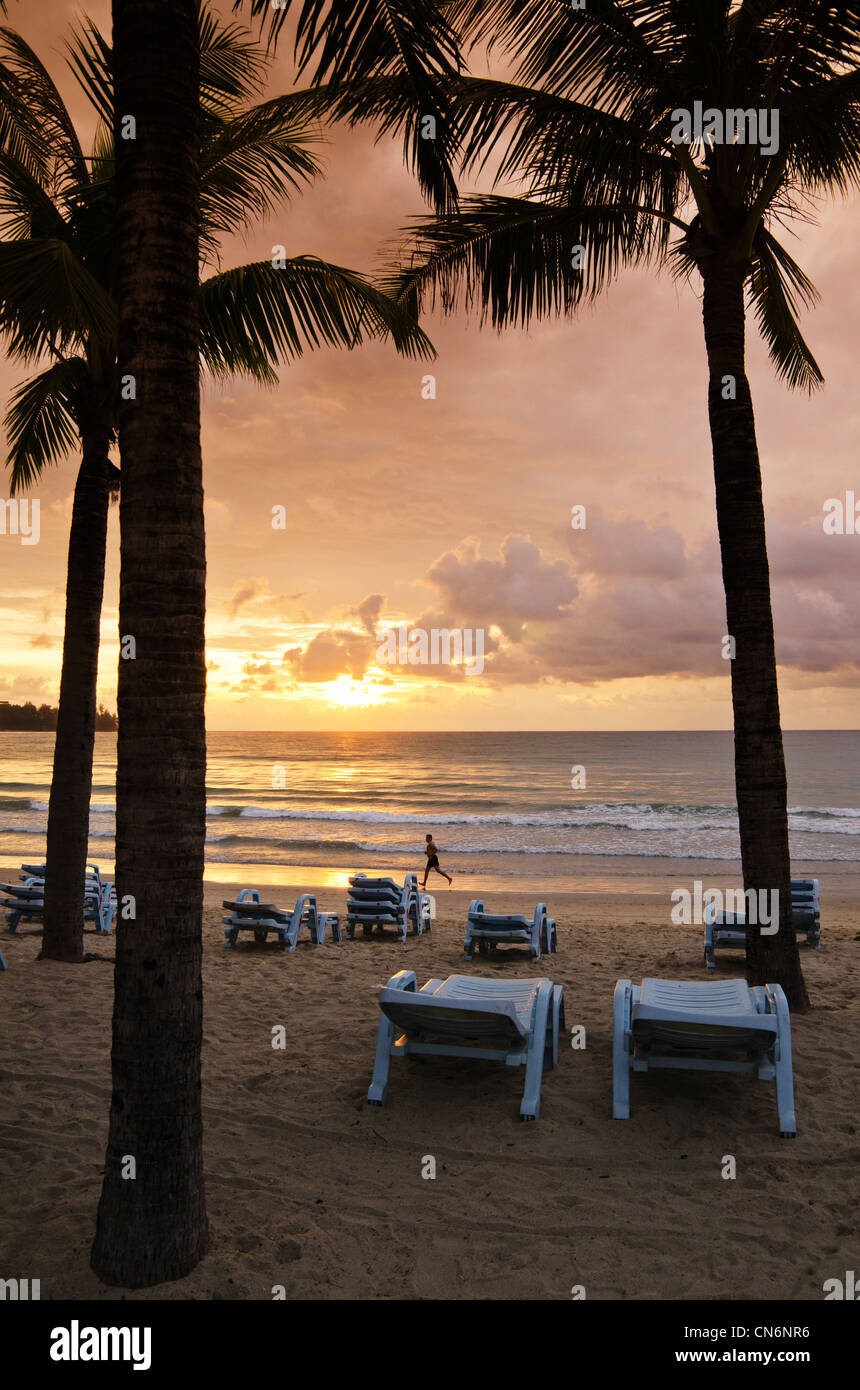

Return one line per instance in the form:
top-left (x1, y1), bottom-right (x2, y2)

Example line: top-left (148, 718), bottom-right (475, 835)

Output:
top-left (323, 675), bottom-right (389, 709)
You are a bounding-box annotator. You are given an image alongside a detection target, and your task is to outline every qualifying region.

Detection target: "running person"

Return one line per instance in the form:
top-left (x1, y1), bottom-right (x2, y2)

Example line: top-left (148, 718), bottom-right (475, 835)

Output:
top-left (422, 833), bottom-right (452, 887)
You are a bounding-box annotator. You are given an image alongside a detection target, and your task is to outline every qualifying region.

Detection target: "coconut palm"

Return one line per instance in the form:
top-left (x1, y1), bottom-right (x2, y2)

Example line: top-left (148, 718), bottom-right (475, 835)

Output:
top-left (362, 0), bottom-right (860, 1012)
top-left (0, 4), bottom-right (432, 964)
top-left (244, 1), bottom-right (860, 1009)
top-left (87, 0), bottom-right (207, 1291)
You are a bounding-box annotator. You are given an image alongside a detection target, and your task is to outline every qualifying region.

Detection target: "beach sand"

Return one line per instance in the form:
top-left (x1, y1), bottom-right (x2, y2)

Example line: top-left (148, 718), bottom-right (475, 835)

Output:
top-left (1, 880), bottom-right (858, 1301)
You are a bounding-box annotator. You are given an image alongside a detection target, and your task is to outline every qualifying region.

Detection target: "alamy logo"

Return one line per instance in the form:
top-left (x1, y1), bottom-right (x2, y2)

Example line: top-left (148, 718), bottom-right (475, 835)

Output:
top-left (0, 1276), bottom-right (40, 1299)
top-left (823, 1271), bottom-right (860, 1300)
top-left (376, 623), bottom-right (485, 676)
top-left (50, 1321), bottom-right (152, 1371)
top-left (823, 491), bottom-right (860, 534)
top-left (670, 882), bottom-right (779, 932)
top-left (670, 102), bottom-right (780, 157)
top-left (0, 498), bottom-right (40, 545)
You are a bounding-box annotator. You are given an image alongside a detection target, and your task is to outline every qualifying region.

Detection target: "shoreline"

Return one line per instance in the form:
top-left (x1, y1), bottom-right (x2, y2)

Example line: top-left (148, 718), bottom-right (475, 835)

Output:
top-left (3, 853), bottom-right (857, 900)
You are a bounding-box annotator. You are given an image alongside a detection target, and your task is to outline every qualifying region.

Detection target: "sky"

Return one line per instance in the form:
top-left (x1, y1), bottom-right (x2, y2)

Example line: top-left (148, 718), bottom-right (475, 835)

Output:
top-left (1, 0), bottom-right (858, 731)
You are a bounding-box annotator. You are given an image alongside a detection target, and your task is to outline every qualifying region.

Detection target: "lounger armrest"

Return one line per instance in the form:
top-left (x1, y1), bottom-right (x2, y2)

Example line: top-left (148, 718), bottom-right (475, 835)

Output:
top-left (383, 970), bottom-right (418, 993)
top-left (764, 982), bottom-right (789, 1021)
top-left (236, 888), bottom-right (261, 904)
top-left (614, 979), bottom-right (634, 1041)
top-left (468, 899), bottom-right (485, 918)
top-left (532, 903), bottom-right (548, 931)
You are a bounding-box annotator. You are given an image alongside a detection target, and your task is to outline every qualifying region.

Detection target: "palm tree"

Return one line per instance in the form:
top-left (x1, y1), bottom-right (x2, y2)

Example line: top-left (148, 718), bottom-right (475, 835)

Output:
top-left (86, 0), bottom-right (207, 1291)
top-left (359, 0), bottom-right (860, 1013)
top-left (0, 5), bottom-right (432, 964)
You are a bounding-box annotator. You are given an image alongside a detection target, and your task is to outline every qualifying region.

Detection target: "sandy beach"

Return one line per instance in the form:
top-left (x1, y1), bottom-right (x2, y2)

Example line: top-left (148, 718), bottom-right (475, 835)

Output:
top-left (1, 878), bottom-right (858, 1301)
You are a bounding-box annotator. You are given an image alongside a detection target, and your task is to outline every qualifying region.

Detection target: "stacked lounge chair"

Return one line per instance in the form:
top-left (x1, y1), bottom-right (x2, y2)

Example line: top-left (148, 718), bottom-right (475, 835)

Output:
top-left (464, 900), bottom-right (557, 961)
top-left (368, 971), bottom-right (564, 1119)
top-left (704, 878), bottom-right (821, 968)
top-left (222, 888), bottom-right (341, 951)
top-left (613, 976), bottom-right (797, 1136)
top-left (346, 872), bottom-right (432, 941)
top-left (2, 862), bottom-right (114, 935)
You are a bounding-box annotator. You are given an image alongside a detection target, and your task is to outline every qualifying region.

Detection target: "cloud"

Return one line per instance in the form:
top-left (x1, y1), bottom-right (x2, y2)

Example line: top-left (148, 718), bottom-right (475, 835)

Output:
top-left (423, 534), bottom-right (578, 639)
top-left (225, 577), bottom-right (270, 619)
top-left (351, 592), bottom-right (386, 636)
top-left (256, 513), bottom-right (859, 694)
top-left (283, 629), bottom-right (376, 683)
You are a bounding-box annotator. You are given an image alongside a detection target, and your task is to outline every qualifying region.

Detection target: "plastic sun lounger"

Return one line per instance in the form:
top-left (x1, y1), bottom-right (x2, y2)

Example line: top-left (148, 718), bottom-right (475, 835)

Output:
top-left (222, 888), bottom-right (341, 952)
top-left (464, 900), bottom-right (557, 961)
top-left (2, 865), bottom-right (110, 934)
top-left (346, 872), bottom-right (432, 942)
top-left (703, 878), bottom-right (821, 969)
top-left (613, 977), bottom-right (797, 1136)
top-left (368, 972), bottom-right (565, 1120)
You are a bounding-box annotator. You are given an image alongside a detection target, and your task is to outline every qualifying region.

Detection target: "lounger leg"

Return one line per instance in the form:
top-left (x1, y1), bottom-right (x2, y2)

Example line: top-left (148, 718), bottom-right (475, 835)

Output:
top-left (520, 983), bottom-right (552, 1120)
top-left (766, 984), bottom-right (797, 1137)
top-left (544, 985), bottom-right (564, 1071)
top-left (613, 979), bottom-right (633, 1119)
top-left (367, 1014), bottom-right (396, 1106)
top-left (703, 918), bottom-right (715, 969)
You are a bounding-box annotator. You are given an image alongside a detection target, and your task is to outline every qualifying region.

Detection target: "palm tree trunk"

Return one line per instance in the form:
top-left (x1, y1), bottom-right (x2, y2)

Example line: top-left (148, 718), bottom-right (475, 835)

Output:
top-left (91, 0), bottom-right (209, 1286)
top-left (41, 439), bottom-right (113, 963)
top-left (700, 257), bottom-right (809, 1012)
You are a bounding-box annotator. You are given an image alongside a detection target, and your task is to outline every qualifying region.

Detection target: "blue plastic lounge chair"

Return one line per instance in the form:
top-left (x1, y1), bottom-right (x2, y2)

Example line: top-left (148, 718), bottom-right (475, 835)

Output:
top-left (222, 888), bottom-right (341, 952)
top-left (368, 972), bottom-right (564, 1120)
top-left (703, 878), bottom-right (821, 969)
top-left (99, 881), bottom-right (117, 934)
top-left (613, 977), bottom-right (797, 1136)
top-left (346, 872), bottom-right (432, 941)
top-left (464, 900), bottom-right (557, 961)
top-left (2, 863), bottom-right (109, 934)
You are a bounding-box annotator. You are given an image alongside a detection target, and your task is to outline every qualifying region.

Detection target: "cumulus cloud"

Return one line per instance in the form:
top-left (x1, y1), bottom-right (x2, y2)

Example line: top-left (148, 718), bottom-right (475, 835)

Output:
top-left (225, 515), bottom-right (860, 697)
top-left (283, 629), bottom-right (376, 683)
top-left (424, 534), bottom-right (578, 639)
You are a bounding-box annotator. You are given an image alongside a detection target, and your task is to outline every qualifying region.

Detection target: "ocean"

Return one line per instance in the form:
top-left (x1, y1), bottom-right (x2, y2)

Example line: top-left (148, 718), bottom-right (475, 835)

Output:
top-left (0, 730), bottom-right (857, 894)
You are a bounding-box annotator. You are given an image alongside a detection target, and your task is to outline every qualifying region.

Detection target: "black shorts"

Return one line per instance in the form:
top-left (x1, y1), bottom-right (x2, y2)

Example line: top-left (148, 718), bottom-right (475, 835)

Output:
top-left (427, 855), bottom-right (440, 869)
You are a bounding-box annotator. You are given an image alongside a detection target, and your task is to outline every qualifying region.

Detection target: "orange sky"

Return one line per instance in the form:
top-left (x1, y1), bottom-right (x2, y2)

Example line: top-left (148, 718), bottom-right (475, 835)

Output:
top-left (1, 0), bottom-right (858, 730)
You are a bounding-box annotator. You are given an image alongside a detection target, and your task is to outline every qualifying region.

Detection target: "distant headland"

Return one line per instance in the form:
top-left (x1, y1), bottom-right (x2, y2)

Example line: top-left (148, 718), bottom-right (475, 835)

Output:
top-left (0, 701), bottom-right (117, 732)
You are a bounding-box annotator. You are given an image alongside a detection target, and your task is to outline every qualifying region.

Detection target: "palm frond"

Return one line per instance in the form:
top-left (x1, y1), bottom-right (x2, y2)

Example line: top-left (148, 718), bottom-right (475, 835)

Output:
top-left (64, 19), bottom-right (113, 128)
top-left (0, 28), bottom-right (88, 188)
top-left (448, 74), bottom-right (685, 250)
top-left (0, 147), bottom-right (68, 240)
top-left (199, 255), bottom-right (435, 375)
top-left (782, 65), bottom-right (860, 196)
top-left (0, 54), bottom-right (52, 179)
top-left (0, 238), bottom-right (116, 360)
top-left (198, 0), bottom-right (269, 110)
top-left (746, 226), bottom-right (824, 392)
top-left (238, 1), bottom-right (463, 210)
top-left (385, 193), bottom-right (663, 327)
top-left (449, 0), bottom-right (676, 115)
top-left (199, 98), bottom-right (323, 251)
top-left (5, 357), bottom-right (88, 490)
